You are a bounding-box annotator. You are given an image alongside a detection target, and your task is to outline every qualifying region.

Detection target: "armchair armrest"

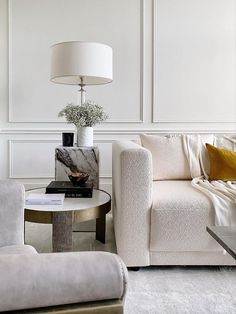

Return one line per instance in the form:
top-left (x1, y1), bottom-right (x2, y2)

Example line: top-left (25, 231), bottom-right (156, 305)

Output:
top-left (0, 180), bottom-right (25, 247)
top-left (112, 141), bottom-right (153, 266)
top-left (0, 251), bottom-right (128, 312)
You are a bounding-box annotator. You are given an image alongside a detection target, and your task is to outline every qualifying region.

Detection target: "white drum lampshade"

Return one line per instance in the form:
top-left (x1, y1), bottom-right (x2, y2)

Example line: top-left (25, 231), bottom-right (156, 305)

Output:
top-left (50, 41), bottom-right (113, 86)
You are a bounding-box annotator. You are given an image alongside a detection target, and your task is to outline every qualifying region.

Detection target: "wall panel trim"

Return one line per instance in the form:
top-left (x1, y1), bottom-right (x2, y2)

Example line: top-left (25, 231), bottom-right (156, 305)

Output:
top-left (8, 138), bottom-right (113, 179)
top-left (8, 0), bottom-right (145, 124)
top-left (8, 139), bottom-right (60, 179)
top-left (1, 128), bottom-right (235, 135)
top-left (152, 0), bottom-right (236, 124)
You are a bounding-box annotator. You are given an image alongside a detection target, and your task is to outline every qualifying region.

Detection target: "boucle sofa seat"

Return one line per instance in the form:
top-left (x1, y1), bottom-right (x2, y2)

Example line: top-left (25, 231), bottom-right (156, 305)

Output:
top-left (112, 136), bottom-right (236, 267)
top-left (151, 181), bottom-right (220, 252)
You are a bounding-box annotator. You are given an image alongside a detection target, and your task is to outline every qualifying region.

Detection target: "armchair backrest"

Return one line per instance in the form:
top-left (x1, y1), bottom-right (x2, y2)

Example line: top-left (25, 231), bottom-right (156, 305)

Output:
top-left (0, 180), bottom-right (25, 247)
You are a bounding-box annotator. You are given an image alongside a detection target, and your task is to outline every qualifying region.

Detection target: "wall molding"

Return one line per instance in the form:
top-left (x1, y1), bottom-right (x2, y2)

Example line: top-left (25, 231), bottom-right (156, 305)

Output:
top-left (152, 0), bottom-right (236, 124)
top-left (8, 138), bottom-right (113, 179)
top-left (1, 128), bottom-right (236, 135)
top-left (8, 0), bottom-right (145, 124)
top-left (6, 130), bottom-right (236, 180)
top-left (8, 139), bottom-right (60, 179)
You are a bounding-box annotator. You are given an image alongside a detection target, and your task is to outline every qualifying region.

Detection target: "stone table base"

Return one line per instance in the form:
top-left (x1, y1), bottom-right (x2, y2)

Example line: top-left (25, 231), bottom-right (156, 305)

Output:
top-left (52, 211), bottom-right (73, 252)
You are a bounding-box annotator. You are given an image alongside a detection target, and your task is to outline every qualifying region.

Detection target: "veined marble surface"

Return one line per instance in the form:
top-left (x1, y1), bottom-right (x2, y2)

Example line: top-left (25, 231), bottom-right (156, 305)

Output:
top-left (55, 146), bottom-right (99, 231)
top-left (55, 146), bottom-right (99, 189)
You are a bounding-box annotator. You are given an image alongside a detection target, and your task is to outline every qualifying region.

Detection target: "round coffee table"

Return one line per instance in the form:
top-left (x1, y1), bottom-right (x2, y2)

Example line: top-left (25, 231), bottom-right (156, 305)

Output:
top-left (25, 188), bottom-right (111, 252)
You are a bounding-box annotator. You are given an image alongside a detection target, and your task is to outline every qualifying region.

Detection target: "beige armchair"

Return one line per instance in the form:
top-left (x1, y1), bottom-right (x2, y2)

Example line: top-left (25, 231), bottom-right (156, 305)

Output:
top-left (0, 180), bottom-right (127, 313)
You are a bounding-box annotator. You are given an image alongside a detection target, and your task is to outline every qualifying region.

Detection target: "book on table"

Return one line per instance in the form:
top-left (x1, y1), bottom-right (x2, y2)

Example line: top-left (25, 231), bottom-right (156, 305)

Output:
top-left (46, 181), bottom-right (93, 198)
top-left (25, 193), bottom-right (65, 205)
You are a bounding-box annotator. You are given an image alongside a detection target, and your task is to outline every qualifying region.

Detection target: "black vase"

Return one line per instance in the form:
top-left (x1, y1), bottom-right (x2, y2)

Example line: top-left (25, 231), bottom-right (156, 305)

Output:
top-left (62, 132), bottom-right (74, 147)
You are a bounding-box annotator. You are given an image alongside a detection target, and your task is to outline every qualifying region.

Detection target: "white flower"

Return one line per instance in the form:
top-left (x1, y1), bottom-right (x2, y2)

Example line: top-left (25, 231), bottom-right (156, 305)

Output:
top-left (58, 101), bottom-right (108, 128)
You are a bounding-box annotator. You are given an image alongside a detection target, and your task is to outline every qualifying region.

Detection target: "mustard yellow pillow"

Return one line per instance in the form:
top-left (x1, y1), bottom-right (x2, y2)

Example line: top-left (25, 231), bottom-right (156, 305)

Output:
top-left (206, 143), bottom-right (236, 181)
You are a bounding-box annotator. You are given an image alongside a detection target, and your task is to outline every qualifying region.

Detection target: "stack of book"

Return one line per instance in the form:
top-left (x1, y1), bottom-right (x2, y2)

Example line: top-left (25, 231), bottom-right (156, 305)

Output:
top-left (45, 181), bottom-right (93, 198)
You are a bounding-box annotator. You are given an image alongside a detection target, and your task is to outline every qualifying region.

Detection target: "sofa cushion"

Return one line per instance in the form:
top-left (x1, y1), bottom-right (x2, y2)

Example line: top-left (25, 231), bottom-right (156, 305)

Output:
top-left (206, 143), bottom-right (236, 181)
top-left (215, 136), bottom-right (236, 150)
top-left (140, 134), bottom-right (191, 180)
top-left (0, 245), bottom-right (37, 255)
top-left (150, 181), bottom-right (222, 252)
top-left (140, 134), bottom-right (215, 180)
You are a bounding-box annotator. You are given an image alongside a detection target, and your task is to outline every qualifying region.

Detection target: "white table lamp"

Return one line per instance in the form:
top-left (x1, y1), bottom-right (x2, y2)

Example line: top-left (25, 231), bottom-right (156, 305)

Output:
top-left (50, 41), bottom-right (113, 104)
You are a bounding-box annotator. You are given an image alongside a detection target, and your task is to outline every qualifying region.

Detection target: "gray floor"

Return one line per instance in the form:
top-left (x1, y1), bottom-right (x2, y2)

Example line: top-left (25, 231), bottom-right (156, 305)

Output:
top-left (25, 215), bottom-right (236, 314)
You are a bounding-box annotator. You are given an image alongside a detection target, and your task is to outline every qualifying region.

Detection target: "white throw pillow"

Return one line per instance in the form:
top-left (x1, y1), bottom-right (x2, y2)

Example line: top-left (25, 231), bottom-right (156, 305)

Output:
top-left (140, 134), bottom-right (191, 180)
top-left (140, 134), bottom-right (215, 180)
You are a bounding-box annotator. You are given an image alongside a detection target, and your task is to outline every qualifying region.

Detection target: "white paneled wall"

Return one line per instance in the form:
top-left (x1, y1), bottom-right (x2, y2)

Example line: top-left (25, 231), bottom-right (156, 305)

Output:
top-left (0, 0), bottom-right (235, 192)
top-left (153, 0), bottom-right (236, 123)
top-left (8, 0), bottom-right (143, 123)
top-left (9, 140), bottom-right (60, 179)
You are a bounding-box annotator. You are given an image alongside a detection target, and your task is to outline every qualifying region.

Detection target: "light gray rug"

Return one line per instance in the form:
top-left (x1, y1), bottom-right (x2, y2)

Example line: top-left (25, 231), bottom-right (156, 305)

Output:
top-left (25, 217), bottom-right (236, 314)
top-left (126, 266), bottom-right (236, 314)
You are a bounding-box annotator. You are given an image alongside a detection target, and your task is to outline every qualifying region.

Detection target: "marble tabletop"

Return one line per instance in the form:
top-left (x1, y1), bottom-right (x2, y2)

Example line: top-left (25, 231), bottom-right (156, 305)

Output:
top-left (25, 188), bottom-right (111, 251)
top-left (25, 188), bottom-right (110, 212)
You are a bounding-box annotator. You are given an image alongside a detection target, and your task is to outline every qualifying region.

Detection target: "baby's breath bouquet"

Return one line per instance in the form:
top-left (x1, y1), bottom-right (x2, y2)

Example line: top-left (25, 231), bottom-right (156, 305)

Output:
top-left (58, 101), bottom-right (108, 128)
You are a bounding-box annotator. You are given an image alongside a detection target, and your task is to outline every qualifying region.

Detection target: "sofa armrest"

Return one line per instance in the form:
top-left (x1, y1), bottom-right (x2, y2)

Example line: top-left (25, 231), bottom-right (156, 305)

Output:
top-left (0, 251), bottom-right (128, 312)
top-left (0, 180), bottom-right (25, 247)
top-left (112, 141), bottom-right (153, 266)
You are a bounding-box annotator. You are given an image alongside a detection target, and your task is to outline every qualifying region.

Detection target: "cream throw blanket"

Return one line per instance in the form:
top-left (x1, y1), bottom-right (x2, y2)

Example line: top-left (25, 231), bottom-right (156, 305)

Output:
top-left (183, 135), bottom-right (236, 226)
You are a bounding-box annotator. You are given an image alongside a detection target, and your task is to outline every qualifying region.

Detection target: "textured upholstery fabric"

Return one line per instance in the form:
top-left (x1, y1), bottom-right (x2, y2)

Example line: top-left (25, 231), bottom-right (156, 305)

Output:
top-left (112, 136), bottom-right (235, 267)
top-left (0, 245), bottom-right (37, 255)
top-left (150, 181), bottom-right (221, 252)
top-left (140, 134), bottom-right (191, 180)
top-left (0, 180), bottom-right (128, 312)
top-left (0, 180), bottom-right (25, 247)
top-left (215, 136), bottom-right (236, 150)
top-left (112, 141), bottom-right (153, 266)
top-left (0, 251), bottom-right (128, 312)
top-left (150, 251), bottom-right (236, 265)
top-left (199, 134), bottom-right (215, 145)
top-left (140, 134), bottom-right (215, 180)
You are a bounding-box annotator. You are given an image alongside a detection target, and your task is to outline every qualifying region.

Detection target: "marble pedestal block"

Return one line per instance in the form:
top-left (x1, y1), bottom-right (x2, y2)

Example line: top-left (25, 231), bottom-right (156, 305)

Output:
top-left (55, 146), bottom-right (99, 188)
top-left (55, 146), bottom-right (99, 231)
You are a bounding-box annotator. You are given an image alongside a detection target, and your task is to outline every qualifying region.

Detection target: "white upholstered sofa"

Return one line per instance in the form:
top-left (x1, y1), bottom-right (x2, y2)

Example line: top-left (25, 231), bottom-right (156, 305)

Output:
top-left (112, 134), bottom-right (236, 267)
top-left (0, 180), bottom-right (128, 313)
